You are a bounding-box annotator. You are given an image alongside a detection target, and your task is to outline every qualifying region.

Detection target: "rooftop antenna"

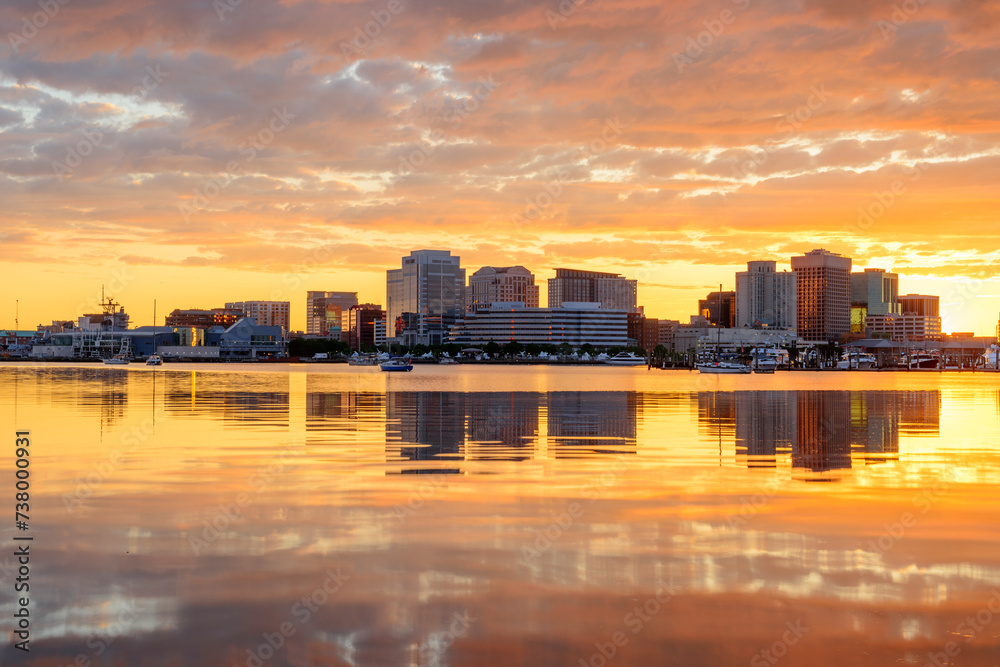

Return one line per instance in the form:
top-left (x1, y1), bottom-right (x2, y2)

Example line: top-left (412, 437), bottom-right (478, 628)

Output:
top-left (15, 299), bottom-right (18, 331)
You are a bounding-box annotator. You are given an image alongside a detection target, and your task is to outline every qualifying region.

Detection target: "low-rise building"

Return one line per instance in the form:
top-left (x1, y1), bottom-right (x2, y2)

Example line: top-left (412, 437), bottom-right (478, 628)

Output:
top-left (449, 302), bottom-right (628, 347)
top-left (865, 314), bottom-right (942, 341)
top-left (165, 308), bottom-right (245, 328)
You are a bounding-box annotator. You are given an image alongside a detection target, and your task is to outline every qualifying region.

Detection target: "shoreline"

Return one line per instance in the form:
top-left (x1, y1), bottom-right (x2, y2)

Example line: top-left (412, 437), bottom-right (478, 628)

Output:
top-left (1, 358), bottom-right (998, 372)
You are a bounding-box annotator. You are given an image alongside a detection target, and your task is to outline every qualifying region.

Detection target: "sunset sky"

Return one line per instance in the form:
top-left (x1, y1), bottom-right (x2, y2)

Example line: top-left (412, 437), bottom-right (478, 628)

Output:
top-left (1, 0), bottom-right (998, 333)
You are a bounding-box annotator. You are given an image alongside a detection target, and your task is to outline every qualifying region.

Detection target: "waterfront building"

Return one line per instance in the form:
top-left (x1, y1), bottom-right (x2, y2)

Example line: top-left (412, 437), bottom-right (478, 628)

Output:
top-left (448, 302), bottom-right (628, 347)
top-left (791, 249), bottom-right (852, 342)
top-left (735, 261), bottom-right (797, 329)
top-left (698, 291), bottom-right (736, 327)
top-left (547, 268), bottom-right (638, 312)
top-left (78, 307), bottom-right (129, 331)
top-left (865, 294), bottom-right (941, 341)
top-left (210, 318), bottom-right (286, 358)
top-left (387, 250), bottom-right (466, 346)
top-left (306, 291), bottom-right (358, 338)
top-left (164, 307), bottom-right (245, 329)
top-left (467, 266), bottom-right (539, 312)
top-left (658, 319), bottom-right (680, 351)
top-left (693, 327), bottom-right (798, 358)
top-left (640, 317), bottom-right (661, 353)
top-left (225, 301), bottom-right (290, 332)
top-left (373, 319), bottom-right (387, 348)
top-left (347, 303), bottom-right (386, 351)
top-left (850, 269), bottom-right (899, 333)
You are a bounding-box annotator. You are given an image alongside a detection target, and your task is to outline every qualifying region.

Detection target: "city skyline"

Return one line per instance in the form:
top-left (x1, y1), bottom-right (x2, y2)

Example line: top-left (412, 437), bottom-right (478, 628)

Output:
top-left (3, 247), bottom-right (970, 339)
top-left (1, 1), bottom-right (999, 335)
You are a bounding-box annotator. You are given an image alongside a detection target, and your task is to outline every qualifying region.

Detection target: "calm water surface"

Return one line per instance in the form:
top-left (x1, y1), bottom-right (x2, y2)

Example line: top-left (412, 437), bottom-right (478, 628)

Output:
top-left (2, 363), bottom-right (1000, 666)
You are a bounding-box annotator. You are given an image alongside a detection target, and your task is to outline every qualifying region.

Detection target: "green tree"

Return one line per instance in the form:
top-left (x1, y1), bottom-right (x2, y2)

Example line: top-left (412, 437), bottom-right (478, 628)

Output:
top-left (556, 342), bottom-right (573, 356)
top-left (525, 343), bottom-right (542, 357)
top-left (484, 341), bottom-right (501, 357)
top-left (503, 341), bottom-right (525, 358)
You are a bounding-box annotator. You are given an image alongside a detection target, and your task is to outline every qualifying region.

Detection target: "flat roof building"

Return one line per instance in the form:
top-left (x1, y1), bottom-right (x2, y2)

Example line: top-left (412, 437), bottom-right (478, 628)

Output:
top-left (735, 261), bottom-right (797, 329)
top-left (547, 268), bottom-right (637, 313)
top-left (449, 302), bottom-right (628, 347)
top-left (468, 266), bottom-right (539, 312)
top-left (306, 291), bottom-right (358, 337)
top-left (225, 301), bottom-right (290, 332)
top-left (791, 249), bottom-right (852, 342)
top-left (387, 250), bottom-right (466, 346)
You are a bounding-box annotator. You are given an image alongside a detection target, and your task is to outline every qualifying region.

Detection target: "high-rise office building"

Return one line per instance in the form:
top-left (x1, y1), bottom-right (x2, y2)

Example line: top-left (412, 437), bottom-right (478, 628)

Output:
top-left (790, 249), bottom-right (852, 342)
top-left (225, 301), bottom-right (290, 331)
top-left (547, 268), bottom-right (637, 312)
top-left (698, 291), bottom-right (736, 327)
top-left (467, 266), bottom-right (540, 312)
top-left (387, 250), bottom-right (466, 346)
top-left (850, 269), bottom-right (899, 333)
top-left (306, 291), bottom-right (358, 338)
top-left (735, 261), bottom-right (797, 329)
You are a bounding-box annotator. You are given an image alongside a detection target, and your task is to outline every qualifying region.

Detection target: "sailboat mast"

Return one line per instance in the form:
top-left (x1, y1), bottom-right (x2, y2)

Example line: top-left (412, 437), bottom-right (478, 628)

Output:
top-left (717, 283), bottom-right (722, 361)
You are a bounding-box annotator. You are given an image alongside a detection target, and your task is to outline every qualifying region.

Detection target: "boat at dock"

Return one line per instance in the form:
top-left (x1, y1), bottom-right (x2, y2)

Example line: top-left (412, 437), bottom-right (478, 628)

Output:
top-left (749, 347), bottom-right (788, 373)
top-left (906, 353), bottom-right (939, 369)
top-left (145, 355), bottom-right (163, 366)
top-left (696, 361), bottom-right (752, 374)
top-left (605, 352), bottom-right (646, 367)
top-left (837, 351), bottom-right (876, 370)
top-left (103, 354), bottom-right (130, 365)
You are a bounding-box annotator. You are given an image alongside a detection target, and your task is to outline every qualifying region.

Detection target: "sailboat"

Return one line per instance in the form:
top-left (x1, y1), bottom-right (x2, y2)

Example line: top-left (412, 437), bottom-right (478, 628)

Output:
top-left (696, 285), bottom-right (751, 374)
top-left (146, 299), bottom-right (162, 365)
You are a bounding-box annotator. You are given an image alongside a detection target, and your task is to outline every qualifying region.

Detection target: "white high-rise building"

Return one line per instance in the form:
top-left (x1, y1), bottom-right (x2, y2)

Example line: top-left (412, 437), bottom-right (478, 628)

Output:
top-left (735, 261), bottom-right (797, 330)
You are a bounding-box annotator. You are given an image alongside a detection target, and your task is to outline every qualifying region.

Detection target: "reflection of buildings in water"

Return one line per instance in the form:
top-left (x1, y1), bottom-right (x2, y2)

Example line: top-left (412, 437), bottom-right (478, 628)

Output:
top-left (697, 392), bottom-right (736, 444)
top-left (794, 391), bottom-right (853, 474)
top-left (850, 392), bottom-right (899, 462)
top-left (80, 368), bottom-right (129, 427)
top-left (387, 392), bottom-right (466, 472)
top-left (162, 373), bottom-right (289, 425)
top-left (708, 391), bottom-right (942, 474)
top-left (547, 392), bottom-right (638, 457)
top-left (898, 390), bottom-right (941, 436)
top-left (734, 392), bottom-right (796, 468)
top-left (465, 392), bottom-right (540, 461)
top-left (306, 391), bottom-right (384, 433)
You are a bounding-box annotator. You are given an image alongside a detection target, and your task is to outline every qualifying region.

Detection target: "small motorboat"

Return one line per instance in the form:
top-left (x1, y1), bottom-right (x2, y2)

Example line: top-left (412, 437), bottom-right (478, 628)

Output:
top-left (696, 361), bottom-right (752, 374)
top-left (145, 354), bottom-right (163, 366)
top-left (103, 354), bottom-right (131, 366)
